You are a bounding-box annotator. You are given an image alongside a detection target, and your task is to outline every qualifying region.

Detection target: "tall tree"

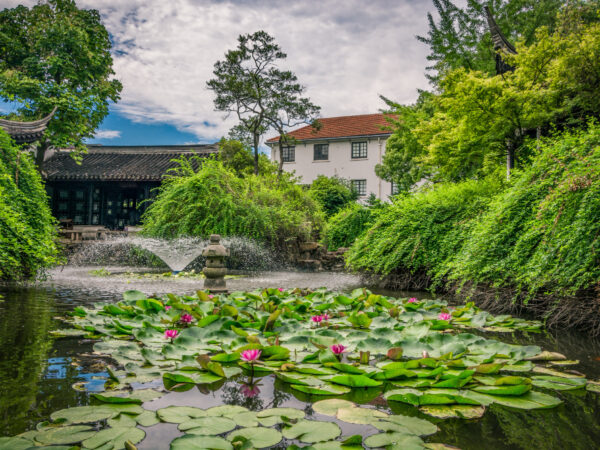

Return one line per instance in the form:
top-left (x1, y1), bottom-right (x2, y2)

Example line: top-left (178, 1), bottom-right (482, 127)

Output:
top-left (417, 0), bottom-right (565, 84)
top-left (207, 30), bottom-right (319, 175)
top-left (0, 0), bottom-right (122, 169)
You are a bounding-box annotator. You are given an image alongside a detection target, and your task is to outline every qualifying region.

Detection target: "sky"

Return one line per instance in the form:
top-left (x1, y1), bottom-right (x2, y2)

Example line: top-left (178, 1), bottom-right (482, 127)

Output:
top-left (0, 0), bottom-right (438, 146)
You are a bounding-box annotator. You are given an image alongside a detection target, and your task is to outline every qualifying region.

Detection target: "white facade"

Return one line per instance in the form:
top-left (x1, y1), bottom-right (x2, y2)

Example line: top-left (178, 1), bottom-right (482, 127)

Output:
top-left (269, 136), bottom-right (394, 200)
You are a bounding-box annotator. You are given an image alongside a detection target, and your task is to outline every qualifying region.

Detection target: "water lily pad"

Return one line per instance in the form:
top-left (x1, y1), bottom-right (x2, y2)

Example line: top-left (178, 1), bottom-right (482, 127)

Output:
top-left (532, 366), bottom-right (585, 378)
top-left (256, 407), bottom-right (305, 426)
top-left (227, 427), bottom-right (282, 448)
top-left (81, 426), bottom-right (145, 449)
top-left (50, 405), bottom-right (143, 424)
top-left (419, 404), bottom-right (486, 419)
top-left (91, 393), bottom-right (143, 404)
top-left (329, 374), bottom-right (382, 388)
top-left (107, 414), bottom-right (137, 428)
top-left (157, 406), bottom-right (206, 423)
top-left (35, 425), bottom-right (96, 445)
top-left (472, 384), bottom-right (531, 396)
top-left (0, 437), bottom-right (33, 450)
top-left (462, 390), bottom-right (562, 409)
top-left (313, 399), bottom-right (355, 416)
top-left (230, 411), bottom-right (258, 427)
top-left (291, 383), bottom-right (351, 396)
top-left (363, 432), bottom-right (426, 449)
top-left (586, 381), bottom-right (600, 393)
top-left (135, 410), bottom-right (160, 427)
top-left (336, 406), bottom-right (387, 424)
top-left (531, 376), bottom-right (587, 391)
top-left (374, 415), bottom-right (438, 435)
top-left (282, 419), bottom-right (342, 443)
top-left (179, 416), bottom-right (237, 435)
top-left (205, 405), bottom-right (249, 417)
top-left (170, 434), bottom-right (233, 450)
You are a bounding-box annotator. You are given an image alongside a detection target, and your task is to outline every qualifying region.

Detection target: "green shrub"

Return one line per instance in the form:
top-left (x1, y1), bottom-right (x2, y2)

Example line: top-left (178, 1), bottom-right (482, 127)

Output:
top-left (346, 177), bottom-right (502, 283)
top-left (323, 203), bottom-right (380, 251)
top-left (141, 159), bottom-right (323, 248)
top-left (308, 175), bottom-right (358, 217)
top-left (0, 131), bottom-right (59, 280)
top-left (449, 123), bottom-right (600, 298)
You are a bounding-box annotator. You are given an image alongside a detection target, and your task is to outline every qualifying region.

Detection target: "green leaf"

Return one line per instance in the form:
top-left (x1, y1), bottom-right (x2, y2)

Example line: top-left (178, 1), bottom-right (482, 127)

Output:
top-left (135, 410), bottom-right (159, 427)
top-left (156, 406), bottom-right (206, 423)
top-left (312, 399), bottom-right (355, 416)
top-left (256, 407), bottom-right (305, 426)
top-left (330, 374), bottom-right (382, 388)
top-left (123, 290), bottom-right (147, 302)
top-left (35, 425), bottom-right (96, 445)
top-left (336, 407), bottom-right (387, 425)
top-left (282, 420), bottom-right (342, 443)
top-left (50, 405), bottom-right (143, 424)
top-left (0, 437), bottom-right (34, 450)
top-left (81, 426), bottom-right (145, 449)
top-left (170, 434), bottom-right (233, 450)
top-left (179, 417), bottom-right (237, 435)
top-left (472, 384), bottom-right (531, 396)
top-left (291, 383), bottom-right (351, 396)
top-left (91, 394), bottom-right (143, 405)
top-left (227, 427), bottom-right (282, 448)
top-left (373, 415), bottom-right (438, 436)
top-left (419, 404), bottom-right (486, 419)
top-left (363, 432), bottom-right (426, 449)
top-left (531, 376), bottom-right (587, 391)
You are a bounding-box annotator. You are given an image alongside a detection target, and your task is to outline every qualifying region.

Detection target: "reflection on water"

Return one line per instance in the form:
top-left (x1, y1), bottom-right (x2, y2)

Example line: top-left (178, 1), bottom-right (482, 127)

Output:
top-left (1, 270), bottom-right (600, 449)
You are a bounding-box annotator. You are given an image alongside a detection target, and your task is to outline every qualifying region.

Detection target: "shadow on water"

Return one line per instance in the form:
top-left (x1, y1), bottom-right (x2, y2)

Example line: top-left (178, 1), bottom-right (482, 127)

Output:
top-left (1, 271), bottom-right (599, 449)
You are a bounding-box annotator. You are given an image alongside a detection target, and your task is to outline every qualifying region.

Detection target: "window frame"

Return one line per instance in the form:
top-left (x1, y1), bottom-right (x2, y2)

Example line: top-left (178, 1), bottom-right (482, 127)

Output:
top-left (351, 141), bottom-right (368, 159)
top-left (391, 181), bottom-right (400, 195)
top-left (281, 146), bottom-right (295, 163)
top-left (351, 179), bottom-right (367, 197)
top-left (313, 143), bottom-right (329, 161)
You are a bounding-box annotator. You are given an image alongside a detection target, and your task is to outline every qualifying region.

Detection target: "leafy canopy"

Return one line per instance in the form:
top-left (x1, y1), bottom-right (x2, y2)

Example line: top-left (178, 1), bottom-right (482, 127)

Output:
top-left (0, 0), bottom-right (122, 166)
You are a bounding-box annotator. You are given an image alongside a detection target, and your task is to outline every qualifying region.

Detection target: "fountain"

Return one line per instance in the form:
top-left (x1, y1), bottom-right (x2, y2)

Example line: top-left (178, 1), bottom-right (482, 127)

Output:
top-left (127, 236), bottom-right (205, 273)
top-left (202, 234), bottom-right (229, 292)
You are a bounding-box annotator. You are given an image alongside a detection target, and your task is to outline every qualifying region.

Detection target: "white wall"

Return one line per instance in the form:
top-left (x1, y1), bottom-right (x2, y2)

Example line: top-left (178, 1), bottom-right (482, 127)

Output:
top-left (270, 137), bottom-right (393, 200)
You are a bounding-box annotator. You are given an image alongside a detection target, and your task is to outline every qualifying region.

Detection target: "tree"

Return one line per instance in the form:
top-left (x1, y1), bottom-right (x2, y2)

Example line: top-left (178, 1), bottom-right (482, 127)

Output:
top-left (308, 175), bottom-right (359, 217)
top-left (0, 0), bottom-right (122, 169)
top-left (417, 0), bottom-right (565, 84)
top-left (207, 30), bottom-right (319, 175)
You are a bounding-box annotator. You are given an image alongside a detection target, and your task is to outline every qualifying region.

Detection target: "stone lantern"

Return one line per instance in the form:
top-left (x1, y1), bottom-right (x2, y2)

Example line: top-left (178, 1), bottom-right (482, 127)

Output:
top-left (202, 234), bottom-right (229, 292)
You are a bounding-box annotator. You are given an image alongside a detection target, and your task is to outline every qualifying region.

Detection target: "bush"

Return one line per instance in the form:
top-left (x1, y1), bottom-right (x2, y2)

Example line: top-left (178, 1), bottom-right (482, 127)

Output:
top-left (346, 177), bottom-right (502, 284)
top-left (449, 123), bottom-right (600, 298)
top-left (0, 131), bottom-right (59, 280)
top-left (322, 203), bottom-right (380, 251)
top-left (308, 175), bottom-right (358, 217)
top-left (141, 159), bottom-right (323, 249)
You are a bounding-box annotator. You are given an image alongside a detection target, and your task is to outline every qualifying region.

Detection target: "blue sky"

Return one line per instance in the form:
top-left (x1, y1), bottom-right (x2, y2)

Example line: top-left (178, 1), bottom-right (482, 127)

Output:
top-left (1, 0), bottom-right (440, 147)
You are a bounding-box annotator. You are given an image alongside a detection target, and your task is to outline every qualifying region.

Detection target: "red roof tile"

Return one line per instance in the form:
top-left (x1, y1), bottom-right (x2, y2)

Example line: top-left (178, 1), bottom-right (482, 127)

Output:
top-left (266, 113), bottom-right (393, 143)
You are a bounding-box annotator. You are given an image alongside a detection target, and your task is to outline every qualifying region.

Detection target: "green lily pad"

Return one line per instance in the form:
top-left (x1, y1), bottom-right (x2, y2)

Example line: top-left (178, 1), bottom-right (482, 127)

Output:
top-left (374, 415), bottom-right (438, 435)
top-left (227, 427), bottom-right (283, 448)
top-left (531, 376), bottom-right (587, 391)
top-left (256, 407), bottom-right (305, 426)
top-left (419, 404), bottom-right (486, 419)
top-left (135, 410), bottom-right (160, 427)
top-left (462, 390), bottom-right (562, 409)
top-left (50, 405), bottom-right (143, 424)
top-left (230, 411), bottom-right (258, 427)
top-left (107, 414), bottom-right (137, 428)
top-left (586, 381), bottom-right (600, 393)
top-left (312, 399), bottom-right (355, 416)
top-left (329, 374), bottom-right (382, 388)
top-left (282, 419), bottom-right (342, 443)
top-left (363, 432), bottom-right (426, 449)
top-left (0, 437), bottom-right (33, 450)
top-left (205, 405), bottom-right (249, 417)
top-left (179, 417), bottom-right (237, 434)
top-left (472, 384), bottom-right (531, 396)
top-left (291, 383), bottom-right (351, 396)
top-left (91, 393), bottom-right (143, 405)
top-left (81, 426), bottom-right (145, 449)
top-left (170, 434), bottom-right (233, 450)
top-left (35, 425), bottom-right (96, 445)
top-left (157, 406), bottom-right (206, 423)
top-left (336, 406), bottom-right (388, 425)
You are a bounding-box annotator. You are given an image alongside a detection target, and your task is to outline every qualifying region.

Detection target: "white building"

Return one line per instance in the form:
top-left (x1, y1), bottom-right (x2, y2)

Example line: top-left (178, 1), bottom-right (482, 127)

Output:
top-left (266, 114), bottom-right (395, 200)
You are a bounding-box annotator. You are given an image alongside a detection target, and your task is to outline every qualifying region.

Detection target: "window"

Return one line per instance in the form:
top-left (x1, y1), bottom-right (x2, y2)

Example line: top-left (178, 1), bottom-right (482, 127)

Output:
top-left (313, 143), bottom-right (329, 160)
top-left (282, 146), bottom-right (295, 162)
top-left (351, 141), bottom-right (367, 159)
top-left (391, 182), bottom-right (400, 195)
top-left (351, 179), bottom-right (367, 196)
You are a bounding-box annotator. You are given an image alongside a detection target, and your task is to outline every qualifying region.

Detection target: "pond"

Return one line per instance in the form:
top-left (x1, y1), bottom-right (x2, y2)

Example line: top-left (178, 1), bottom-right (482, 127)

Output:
top-left (0, 267), bottom-right (599, 449)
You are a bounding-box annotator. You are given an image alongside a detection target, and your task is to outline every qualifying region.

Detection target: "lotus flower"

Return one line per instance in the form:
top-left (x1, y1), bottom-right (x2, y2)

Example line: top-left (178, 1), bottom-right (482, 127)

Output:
top-left (164, 329), bottom-right (178, 339)
top-left (180, 313), bottom-right (193, 324)
top-left (311, 315), bottom-right (323, 324)
top-left (321, 313), bottom-right (330, 321)
top-left (278, 288), bottom-right (284, 292)
top-left (208, 294), bottom-right (214, 299)
top-left (240, 383), bottom-right (261, 398)
top-left (331, 344), bottom-right (346, 355)
top-left (422, 350), bottom-right (429, 358)
top-left (408, 298), bottom-right (417, 303)
top-left (438, 313), bottom-right (452, 321)
top-left (165, 305), bottom-right (172, 310)
top-left (240, 349), bottom-right (261, 362)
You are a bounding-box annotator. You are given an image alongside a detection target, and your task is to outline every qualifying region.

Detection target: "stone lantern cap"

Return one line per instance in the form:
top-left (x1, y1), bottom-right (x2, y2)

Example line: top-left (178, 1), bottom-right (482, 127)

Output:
top-left (202, 234), bottom-right (230, 257)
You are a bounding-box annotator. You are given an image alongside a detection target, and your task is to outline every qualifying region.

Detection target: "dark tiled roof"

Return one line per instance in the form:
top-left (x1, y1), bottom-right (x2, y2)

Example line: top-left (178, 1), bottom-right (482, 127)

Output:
top-left (44, 144), bottom-right (218, 181)
top-left (266, 113), bottom-right (393, 143)
top-left (0, 107), bottom-right (57, 144)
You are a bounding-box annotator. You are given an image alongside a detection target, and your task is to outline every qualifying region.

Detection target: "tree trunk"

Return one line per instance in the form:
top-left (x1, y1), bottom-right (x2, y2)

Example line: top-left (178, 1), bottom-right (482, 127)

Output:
top-left (35, 141), bottom-right (49, 172)
top-left (253, 133), bottom-right (259, 175)
top-left (277, 140), bottom-right (284, 179)
top-left (506, 141), bottom-right (515, 180)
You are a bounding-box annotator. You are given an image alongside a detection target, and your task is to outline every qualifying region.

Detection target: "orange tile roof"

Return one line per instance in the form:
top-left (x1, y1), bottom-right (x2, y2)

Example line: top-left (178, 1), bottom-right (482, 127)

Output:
top-left (266, 113), bottom-right (393, 143)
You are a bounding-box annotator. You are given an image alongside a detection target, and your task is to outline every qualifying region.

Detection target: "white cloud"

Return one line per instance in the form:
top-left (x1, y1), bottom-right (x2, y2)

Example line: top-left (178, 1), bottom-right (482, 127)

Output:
top-left (1, 0), bottom-right (435, 143)
top-left (94, 129), bottom-right (122, 139)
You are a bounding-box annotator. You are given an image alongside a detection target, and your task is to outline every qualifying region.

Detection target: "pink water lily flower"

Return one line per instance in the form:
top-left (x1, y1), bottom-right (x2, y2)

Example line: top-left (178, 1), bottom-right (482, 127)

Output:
top-left (321, 313), bottom-right (330, 321)
top-left (240, 349), bottom-right (262, 362)
top-left (278, 288), bottom-right (284, 292)
top-left (438, 313), bottom-right (452, 321)
top-left (164, 329), bottom-right (178, 339)
top-left (208, 294), bottom-right (214, 299)
top-left (408, 298), bottom-right (417, 303)
top-left (180, 313), bottom-right (194, 324)
top-left (311, 315), bottom-right (323, 324)
top-left (241, 383), bottom-right (261, 398)
top-left (331, 344), bottom-right (346, 355)
top-left (164, 305), bottom-right (172, 310)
